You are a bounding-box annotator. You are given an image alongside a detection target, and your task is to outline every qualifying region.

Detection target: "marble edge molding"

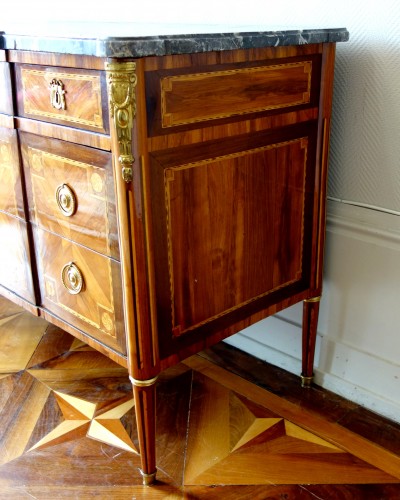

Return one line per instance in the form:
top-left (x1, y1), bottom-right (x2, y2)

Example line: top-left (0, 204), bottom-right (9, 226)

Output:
top-left (0, 28), bottom-right (349, 58)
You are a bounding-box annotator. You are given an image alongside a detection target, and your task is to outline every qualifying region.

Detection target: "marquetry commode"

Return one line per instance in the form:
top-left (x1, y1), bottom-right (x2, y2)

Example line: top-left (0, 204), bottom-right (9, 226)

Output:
top-left (0, 25), bottom-right (349, 484)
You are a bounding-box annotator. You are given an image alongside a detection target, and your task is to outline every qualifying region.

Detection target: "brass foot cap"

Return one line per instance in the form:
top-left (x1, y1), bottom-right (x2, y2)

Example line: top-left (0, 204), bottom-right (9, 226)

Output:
top-left (300, 374), bottom-right (314, 388)
top-left (140, 469), bottom-right (157, 486)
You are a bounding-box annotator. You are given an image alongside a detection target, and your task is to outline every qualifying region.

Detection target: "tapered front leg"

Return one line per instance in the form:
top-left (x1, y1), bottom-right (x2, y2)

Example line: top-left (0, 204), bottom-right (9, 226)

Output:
top-left (301, 296), bottom-right (321, 387)
top-left (130, 376), bottom-right (158, 485)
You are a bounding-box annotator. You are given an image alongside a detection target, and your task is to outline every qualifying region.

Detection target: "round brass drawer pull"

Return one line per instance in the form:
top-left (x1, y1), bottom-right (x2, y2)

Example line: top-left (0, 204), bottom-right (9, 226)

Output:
top-left (56, 184), bottom-right (77, 217)
top-left (61, 262), bottom-right (84, 295)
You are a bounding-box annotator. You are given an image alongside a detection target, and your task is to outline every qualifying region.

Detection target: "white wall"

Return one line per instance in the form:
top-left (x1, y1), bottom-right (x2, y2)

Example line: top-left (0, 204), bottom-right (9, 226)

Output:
top-left (3, 1), bottom-right (399, 421)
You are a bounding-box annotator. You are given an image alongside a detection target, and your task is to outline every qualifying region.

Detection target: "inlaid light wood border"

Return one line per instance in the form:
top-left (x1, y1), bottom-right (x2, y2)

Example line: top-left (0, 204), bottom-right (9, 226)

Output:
top-left (161, 61), bottom-right (312, 128)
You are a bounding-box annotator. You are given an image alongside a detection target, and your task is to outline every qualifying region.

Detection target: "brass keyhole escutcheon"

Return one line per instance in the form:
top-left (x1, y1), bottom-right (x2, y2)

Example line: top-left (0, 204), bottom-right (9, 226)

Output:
top-left (56, 184), bottom-right (77, 217)
top-left (61, 262), bottom-right (84, 295)
top-left (49, 78), bottom-right (66, 110)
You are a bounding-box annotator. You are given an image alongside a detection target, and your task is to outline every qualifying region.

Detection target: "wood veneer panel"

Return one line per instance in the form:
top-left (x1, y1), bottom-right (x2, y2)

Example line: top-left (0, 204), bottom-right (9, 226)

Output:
top-left (160, 60), bottom-right (313, 128)
top-left (0, 212), bottom-right (36, 304)
top-left (147, 108), bottom-right (318, 151)
top-left (20, 132), bottom-right (119, 259)
top-left (166, 139), bottom-right (307, 331)
top-left (146, 54), bottom-right (321, 136)
top-left (0, 127), bottom-right (25, 218)
top-left (152, 123), bottom-right (317, 358)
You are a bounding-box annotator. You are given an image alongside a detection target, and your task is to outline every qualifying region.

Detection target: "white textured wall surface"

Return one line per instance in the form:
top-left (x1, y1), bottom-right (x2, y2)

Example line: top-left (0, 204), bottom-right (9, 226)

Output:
top-left (2, 1), bottom-right (400, 420)
top-left (328, 2), bottom-right (400, 214)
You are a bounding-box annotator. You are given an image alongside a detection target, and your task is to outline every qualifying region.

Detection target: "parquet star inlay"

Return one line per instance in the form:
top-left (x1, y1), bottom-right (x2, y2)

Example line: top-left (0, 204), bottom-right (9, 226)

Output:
top-left (29, 391), bottom-right (138, 454)
top-left (1, 297), bottom-right (399, 496)
top-left (184, 371), bottom-right (399, 485)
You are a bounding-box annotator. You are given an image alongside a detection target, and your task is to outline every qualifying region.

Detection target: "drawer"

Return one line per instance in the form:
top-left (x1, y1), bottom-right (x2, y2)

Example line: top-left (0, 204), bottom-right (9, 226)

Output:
top-left (0, 61), bottom-right (13, 115)
top-left (15, 64), bottom-right (109, 134)
top-left (0, 127), bottom-right (25, 218)
top-left (34, 228), bottom-right (125, 353)
top-left (0, 211), bottom-right (36, 303)
top-left (20, 132), bottom-right (119, 259)
top-left (146, 55), bottom-right (320, 134)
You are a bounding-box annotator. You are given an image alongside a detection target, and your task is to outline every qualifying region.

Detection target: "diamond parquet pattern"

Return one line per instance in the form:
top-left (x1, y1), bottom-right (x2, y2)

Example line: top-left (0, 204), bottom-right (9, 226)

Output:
top-left (0, 295), bottom-right (399, 498)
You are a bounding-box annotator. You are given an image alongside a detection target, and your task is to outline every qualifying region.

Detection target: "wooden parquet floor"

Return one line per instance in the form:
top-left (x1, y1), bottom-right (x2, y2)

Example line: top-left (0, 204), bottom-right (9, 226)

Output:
top-left (0, 295), bottom-right (399, 499)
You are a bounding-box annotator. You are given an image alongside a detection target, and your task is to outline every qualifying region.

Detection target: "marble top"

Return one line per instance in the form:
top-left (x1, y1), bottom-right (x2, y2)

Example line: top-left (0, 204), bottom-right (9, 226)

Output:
top-left (0, 23), bottom-right (349, 58)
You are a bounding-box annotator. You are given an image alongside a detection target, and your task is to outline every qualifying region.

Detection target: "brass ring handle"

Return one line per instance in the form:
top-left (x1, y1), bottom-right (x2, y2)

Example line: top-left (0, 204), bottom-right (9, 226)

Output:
top-left (56, 184), bottom-right (77, 217)
top-left (61, 262), bottom-right (84, 295)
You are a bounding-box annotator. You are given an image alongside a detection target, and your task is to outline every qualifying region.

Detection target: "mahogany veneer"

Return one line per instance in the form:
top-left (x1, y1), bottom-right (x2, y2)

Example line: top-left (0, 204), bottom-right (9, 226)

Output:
top-left (0, 33), bottom-right (343, 484)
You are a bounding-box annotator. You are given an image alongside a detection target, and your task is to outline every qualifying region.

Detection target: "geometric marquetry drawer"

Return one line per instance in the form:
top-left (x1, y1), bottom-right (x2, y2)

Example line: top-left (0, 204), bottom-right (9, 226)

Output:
top-left (20, 132), bottom-right (119, 259)
top-left (15, 64), bottom-right (109, 134)
top-left (33, 227), bottom-right (125, 353)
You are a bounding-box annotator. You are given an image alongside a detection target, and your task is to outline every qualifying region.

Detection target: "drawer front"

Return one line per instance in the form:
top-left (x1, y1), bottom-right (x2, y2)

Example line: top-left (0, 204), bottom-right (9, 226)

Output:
top-left (16, 64), bottom-right (109, 134)
top-left (0, 211), bottom-right (36, 303)
top-left (0, 61), bottom-right (14, 115)
top-left (0, 127), bottom-right (25, 218)
top-left (35, 228), bottom-right (125, 353)
top-left (21, 132), bottom-right (119, 259)
top-left (146, 55), bottom-right (320, 135)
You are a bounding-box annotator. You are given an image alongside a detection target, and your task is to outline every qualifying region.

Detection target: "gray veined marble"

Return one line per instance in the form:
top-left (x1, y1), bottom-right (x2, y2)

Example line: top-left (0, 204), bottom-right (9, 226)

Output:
top-left (0, 23), bottom-right (349, 58)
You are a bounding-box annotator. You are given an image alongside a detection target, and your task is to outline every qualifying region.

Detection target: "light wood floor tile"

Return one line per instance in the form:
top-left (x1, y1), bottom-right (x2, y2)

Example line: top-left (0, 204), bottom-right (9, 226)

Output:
top-left (0, 306), bottom-right (47, 373)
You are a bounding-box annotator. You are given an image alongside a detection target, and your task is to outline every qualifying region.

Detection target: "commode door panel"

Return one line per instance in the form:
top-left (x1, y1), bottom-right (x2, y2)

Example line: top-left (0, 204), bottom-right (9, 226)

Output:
top-left (150, 123), bottom-right (318, 357)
